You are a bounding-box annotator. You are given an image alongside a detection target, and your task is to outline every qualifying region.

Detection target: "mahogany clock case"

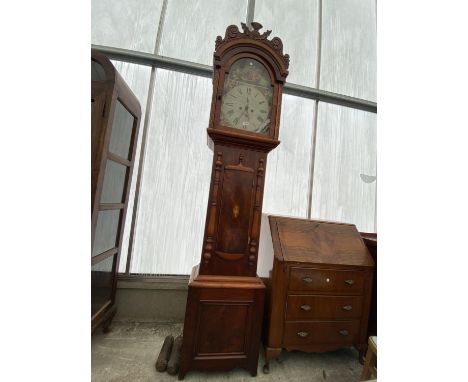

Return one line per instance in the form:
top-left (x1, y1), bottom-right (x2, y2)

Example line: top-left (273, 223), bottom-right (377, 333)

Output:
top-left (179, 23), bottom-right (289, 379)
top-left (199, 22), bottom-right (290, 278)
top-left (91, 51), bottom-right (141, 332)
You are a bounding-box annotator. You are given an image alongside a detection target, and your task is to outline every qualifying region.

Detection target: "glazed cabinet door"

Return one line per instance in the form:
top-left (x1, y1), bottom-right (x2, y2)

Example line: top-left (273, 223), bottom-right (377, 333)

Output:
top-left (91, 52), bottom-right (142, 332)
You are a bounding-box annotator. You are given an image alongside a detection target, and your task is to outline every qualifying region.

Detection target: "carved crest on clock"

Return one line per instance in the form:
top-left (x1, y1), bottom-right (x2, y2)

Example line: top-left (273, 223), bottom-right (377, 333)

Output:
top-left (215, 22), bottom-right (290, 70)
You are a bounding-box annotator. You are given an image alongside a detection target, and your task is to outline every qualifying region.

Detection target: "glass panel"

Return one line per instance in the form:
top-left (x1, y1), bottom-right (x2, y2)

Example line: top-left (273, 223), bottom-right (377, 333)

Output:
top-left (221, 58), bottom-right (273, 135)
top-left (109, 101), bottom-right (135, 159)
top-left (263, 94), bottom-right (315, 217)
top-left (91, 60), bottom-right (106, 81)
top-left (255, 0), bottom-right (319, 87)
top-left (110, 61), bottom-right (151, 129)
top-left (320, 0), bottom-right (377, 101)
top-left (100, 160), bottom-right (127, 204)
top-left (159, 0), bottom-right (248, 65)
top-left (91, 0), bottom-right (164, 53)
top-left (311, 103), bottom-right (376, 232)
top-left (93, 210), bottom-right (121, 256)
top-left (110, 61), bottom-right (152, 273)
top-left (131, 69), bottom-right (213, 274)
top-left (91, 255), bottom-right (115, 316)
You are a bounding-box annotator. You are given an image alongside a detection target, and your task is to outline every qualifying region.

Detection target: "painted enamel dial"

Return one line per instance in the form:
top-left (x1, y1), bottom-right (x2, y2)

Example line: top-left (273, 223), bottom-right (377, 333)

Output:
top-left (220, 58), bottom-right (273, 135)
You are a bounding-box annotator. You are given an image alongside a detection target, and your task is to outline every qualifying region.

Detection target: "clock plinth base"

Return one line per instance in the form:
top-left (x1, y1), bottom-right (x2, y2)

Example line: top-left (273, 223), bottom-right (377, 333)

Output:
top-left (178, 265), bottom-right (265, 380)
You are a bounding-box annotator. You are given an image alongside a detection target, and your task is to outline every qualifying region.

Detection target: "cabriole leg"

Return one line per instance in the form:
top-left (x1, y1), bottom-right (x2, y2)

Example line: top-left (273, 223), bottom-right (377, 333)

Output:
top-left (263, 347), bottom-right (281, 373)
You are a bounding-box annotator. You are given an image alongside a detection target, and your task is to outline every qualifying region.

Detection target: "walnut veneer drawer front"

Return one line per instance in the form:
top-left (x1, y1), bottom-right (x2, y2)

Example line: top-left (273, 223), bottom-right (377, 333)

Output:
top-left (289, 267), bottom-right (365, 294)
top-left (286, 295), bottom-right (363, 320)
top-left (283, 320), bottom-right (360, 347)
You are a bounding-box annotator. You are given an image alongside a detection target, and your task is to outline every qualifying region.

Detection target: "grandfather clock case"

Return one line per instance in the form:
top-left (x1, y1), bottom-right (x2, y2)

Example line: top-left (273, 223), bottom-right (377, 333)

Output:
top-left (179, 23), bottom-right (289, 379)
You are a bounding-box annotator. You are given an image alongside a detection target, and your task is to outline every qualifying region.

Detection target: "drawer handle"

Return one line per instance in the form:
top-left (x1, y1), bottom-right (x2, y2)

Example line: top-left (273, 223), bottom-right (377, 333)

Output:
top-left (344, 279), bottom-right (355, 286)
top-left (297, 331), bottom-right (309, 338)
top-left (339, 330), bottom-right (349, 336)
top-left (300, 304), bottom-right (311, 311)
top-left (342, 305), bottom-right (353, 311)
top-left (302, 276), bottom-right (313, 283)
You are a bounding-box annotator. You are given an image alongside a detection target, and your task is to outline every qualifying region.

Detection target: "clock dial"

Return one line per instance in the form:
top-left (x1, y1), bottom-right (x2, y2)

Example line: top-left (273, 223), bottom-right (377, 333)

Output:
top-left (220, 59), bottom-right (273, 135)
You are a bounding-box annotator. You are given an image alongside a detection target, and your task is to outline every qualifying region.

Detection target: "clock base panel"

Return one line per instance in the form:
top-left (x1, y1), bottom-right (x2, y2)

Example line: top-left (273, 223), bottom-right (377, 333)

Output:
top-left (178, 265), bottom-right (265, 380)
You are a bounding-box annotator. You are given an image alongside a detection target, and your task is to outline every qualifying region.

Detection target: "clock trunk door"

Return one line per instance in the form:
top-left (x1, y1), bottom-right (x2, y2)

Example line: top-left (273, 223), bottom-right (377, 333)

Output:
top-left (216, 164), bottom-right (255, 257)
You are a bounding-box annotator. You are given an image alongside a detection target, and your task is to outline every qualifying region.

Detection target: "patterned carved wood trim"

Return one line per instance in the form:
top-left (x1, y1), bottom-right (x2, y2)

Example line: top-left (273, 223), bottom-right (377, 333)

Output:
top-left (225, 154), bottom-right (255, 173)
top-left (203, 152), bottom-right (224, 265)
top-left (207, 128), bottom-right (280, 152)
top-left (215, 22), bottom-right (289, 73)
top-left (248, 158), bottom-right (265, 269)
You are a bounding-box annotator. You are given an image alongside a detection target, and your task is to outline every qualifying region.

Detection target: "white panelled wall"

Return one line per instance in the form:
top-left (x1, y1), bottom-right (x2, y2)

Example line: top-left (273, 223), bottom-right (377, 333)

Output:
top-left (311, 103), bottom-right (377, 233)
top-left (91, 0), bottom-right (377, 276)
top-left (320, 0), bottom-right (377, 101)
top-left (262, 95), bottom-right (315, 218)
top-left (91, 0), bottom-right (164, 53)
top-left (254, 0), bottom-right (320, 87)
top-left (131, 70), bottom-right (213, 274)
top-left (159, 0), bottom-right (249, 65)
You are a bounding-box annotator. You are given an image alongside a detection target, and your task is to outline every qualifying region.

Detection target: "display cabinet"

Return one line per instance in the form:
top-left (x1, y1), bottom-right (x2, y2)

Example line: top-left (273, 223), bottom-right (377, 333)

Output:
top-left (91, 51), bottom-right (141, 332)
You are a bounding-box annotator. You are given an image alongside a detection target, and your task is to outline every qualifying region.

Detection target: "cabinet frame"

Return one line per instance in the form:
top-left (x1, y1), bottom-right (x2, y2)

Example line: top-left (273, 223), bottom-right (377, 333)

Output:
top-left (91, 51), bottom-right (141, 332)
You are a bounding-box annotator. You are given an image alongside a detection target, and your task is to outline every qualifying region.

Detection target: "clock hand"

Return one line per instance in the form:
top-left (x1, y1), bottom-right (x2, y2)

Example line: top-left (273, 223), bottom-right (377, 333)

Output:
top-left (240, 97), bottom-right (249, 121)
top-left (233, 107), bottom-right (247, 126)
top-left (244, 106), bottom-right (250, 124)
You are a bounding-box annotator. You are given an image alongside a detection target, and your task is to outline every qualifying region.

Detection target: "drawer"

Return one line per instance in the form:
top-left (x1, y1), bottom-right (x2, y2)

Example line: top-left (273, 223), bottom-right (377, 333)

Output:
top-left (283, 320), bottom-right (360, 347)
top-left (289, 267), bottom-right (365, 294)
top-left (286, 295), bottom-right (363, 320)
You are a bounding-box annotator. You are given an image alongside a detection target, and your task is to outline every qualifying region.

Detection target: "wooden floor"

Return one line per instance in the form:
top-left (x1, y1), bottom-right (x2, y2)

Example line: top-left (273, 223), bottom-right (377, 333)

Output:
top-left (92, 322), bottom-right (364, 381)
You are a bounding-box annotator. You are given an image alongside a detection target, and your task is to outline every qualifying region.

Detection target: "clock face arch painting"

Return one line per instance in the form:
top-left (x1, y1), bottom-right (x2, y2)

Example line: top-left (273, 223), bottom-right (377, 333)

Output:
top-left (220, 58), bottom-right (273, 135)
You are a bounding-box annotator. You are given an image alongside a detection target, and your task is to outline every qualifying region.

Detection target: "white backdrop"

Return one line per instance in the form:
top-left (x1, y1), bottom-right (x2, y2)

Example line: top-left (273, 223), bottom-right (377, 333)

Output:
top-left (91, 0), bottom-right (377, 275)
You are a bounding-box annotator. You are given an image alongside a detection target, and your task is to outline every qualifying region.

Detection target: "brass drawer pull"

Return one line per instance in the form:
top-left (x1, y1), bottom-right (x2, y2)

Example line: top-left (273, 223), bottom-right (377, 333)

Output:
top-left (302, 276), bottom-right (313, 283)
top-left (300, 304), bottom-right (311, 311)
top-left (342, 305), bottom-right (352, 311)
top-left (344, 279), bottom-right (354, 285)
top-left (297, 331), bottom-right (309, 338)
top-left (339, 330), bottom-right (349, 336)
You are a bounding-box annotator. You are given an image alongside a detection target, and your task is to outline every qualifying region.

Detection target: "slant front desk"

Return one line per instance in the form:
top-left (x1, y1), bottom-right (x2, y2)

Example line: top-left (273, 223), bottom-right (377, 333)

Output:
top-left (263, 216), bottom-right (375, 373)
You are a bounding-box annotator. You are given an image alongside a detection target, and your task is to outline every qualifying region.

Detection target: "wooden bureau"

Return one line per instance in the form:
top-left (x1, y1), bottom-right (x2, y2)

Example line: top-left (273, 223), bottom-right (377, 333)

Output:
top-left (263, 216), bottom-right (375, 373)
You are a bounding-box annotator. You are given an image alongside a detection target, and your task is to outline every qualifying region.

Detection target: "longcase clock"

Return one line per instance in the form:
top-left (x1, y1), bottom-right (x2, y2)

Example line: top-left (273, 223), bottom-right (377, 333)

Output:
top-left (178, 22), bottom-right (289, 379)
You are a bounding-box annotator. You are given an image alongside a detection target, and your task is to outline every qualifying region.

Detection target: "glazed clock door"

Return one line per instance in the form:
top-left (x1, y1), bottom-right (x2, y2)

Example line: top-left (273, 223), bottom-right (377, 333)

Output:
top-left (220, 58), bottom-right (273, 135)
